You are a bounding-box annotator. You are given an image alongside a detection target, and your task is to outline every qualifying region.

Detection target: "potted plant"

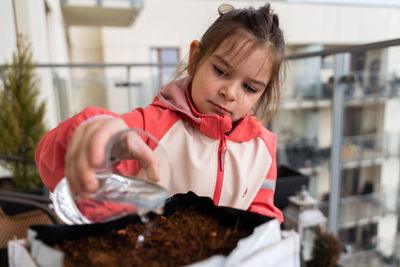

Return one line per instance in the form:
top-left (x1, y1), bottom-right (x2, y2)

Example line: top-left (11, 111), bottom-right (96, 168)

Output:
top-left (306, 227), bottom-right (342, 267)
top-left (0, 35), bottom-right (47, 193)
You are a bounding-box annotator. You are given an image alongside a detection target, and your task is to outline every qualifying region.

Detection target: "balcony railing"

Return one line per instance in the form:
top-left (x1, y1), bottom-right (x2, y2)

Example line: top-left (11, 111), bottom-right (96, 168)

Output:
top-left (283, 72), bottom-right (400, 103)
top-left (277, 132), bottom-right (400, 171)
top-left (318, 192), bottom-right (388, 227)
top-left (319, 191), bottom-right (399, 266)
top-left (2, 38), bottom-right (400, 263)
top-left (282, 45), bottom-right (400, 104)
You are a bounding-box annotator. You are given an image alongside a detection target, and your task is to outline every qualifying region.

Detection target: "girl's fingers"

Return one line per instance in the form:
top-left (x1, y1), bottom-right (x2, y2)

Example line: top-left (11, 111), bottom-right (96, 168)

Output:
top-left (108, 130), bottom-right (160, 182)
top-left (75, 150), bottom-right (98, 196)
top-left (66, 117), bottom-right (160, 197)
top-left (141, 155), bottom-right (160, 182)
top-left (76, 120), bottom-right (109, 192)
top-left (125, 132), bottom-right (160, 182)
top-left (66, 124), bottom-right (88, 195)
top-left (67, 148), bottom-right (96, 197)
top-left (88, 118), bottom-right (128, 167)
top-left (66, 118), bottom-right (125, 197)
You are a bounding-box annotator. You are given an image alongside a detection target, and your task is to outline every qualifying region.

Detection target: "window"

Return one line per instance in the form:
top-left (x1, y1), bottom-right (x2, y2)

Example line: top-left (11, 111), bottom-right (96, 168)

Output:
top-left (152, 48), bottom-right (179, 94)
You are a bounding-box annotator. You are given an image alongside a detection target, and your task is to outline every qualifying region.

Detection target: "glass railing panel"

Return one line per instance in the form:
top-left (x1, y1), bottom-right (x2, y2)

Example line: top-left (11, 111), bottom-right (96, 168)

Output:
top-left (52, 67), bottom-right (109, 117)
top-left (338, 193), bottom-right (384, 225)
top-left (62, 0), bottom-right (98, 5)
top-left (104, 66), bottom-right (156, 114)
top-left (385, 132), bottom-right (400, 158)
top-left (282, 55), bottom-right (334, 101)
top-left (277, 139), bottom-right (331, 170)
top-left (342, 134), bottom-right (385, 163)
top-left (318, 192), bottom-right (386, 226)
top-left (339, 248), bottom-right (391, 267)
top-left (319, 188), bottom-right (400, 262)
top-left (50, 65), bottom-right (162, 120)
top-left (345, 46), bottom-right (400, 101)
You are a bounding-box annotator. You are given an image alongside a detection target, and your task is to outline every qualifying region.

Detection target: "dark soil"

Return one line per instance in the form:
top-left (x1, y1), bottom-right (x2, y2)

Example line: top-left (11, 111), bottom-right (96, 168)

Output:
top-left (55, 206), bottom-right (250, 267)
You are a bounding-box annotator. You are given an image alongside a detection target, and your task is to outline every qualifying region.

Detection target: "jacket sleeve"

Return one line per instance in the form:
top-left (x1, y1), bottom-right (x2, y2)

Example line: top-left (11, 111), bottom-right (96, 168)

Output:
top-left (247, 131), bottom-right (284, 224)
top-left (34, 106), bottom-right (119, 192)
top-left (35, 103), bottom-right (177, 193)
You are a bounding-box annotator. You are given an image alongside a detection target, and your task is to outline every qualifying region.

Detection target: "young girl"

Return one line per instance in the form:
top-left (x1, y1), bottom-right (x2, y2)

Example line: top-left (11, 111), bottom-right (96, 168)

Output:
top-left (35, 4), bottom-right (286, 223)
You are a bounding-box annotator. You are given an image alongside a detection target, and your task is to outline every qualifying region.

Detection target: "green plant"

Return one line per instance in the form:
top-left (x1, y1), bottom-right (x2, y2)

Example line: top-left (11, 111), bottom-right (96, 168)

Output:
top-left (0, 35), bottom-right (47, 190)
top-left (307, 227), bottom-right (342, 267)
top-left (390, 74), bottom-right (400, 86)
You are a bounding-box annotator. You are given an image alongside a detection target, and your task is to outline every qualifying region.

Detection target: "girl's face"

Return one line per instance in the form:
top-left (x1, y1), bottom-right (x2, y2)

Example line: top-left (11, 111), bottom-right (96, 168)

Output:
top-left (189, 37), bottom-right (272, 123)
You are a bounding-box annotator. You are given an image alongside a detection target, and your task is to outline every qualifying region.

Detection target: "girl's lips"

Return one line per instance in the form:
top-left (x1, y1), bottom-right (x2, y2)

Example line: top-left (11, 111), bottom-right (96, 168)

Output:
top-left (209, 101), bottom-right (231, 115)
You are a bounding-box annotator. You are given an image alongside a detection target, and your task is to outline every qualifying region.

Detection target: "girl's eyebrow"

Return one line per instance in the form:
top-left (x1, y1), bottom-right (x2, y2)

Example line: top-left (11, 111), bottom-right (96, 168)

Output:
top-left (213, 55), bottom-right (232, 69)
top-left (249, 78), bottom-right (268, 89)
top-left (213, 55), bottom-right (268, 88)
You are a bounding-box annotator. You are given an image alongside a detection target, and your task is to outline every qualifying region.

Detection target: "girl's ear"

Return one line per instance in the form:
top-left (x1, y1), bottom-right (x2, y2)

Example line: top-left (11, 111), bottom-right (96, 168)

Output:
top-left (188, 40), bottom-right (201, 76)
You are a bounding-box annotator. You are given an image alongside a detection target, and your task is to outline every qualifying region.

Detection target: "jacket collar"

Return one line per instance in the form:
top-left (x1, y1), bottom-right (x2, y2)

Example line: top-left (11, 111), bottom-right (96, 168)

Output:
top-left (155, 77), bottom-right (262, 141)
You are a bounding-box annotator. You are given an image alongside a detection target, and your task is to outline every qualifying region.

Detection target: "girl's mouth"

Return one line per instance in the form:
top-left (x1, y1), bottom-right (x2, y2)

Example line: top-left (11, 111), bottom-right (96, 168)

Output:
top-left (210, 101), bottom-right (231, 116)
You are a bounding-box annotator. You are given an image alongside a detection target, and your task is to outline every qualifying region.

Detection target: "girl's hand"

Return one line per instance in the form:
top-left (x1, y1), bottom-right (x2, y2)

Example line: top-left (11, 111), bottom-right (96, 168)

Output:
top-left (65, 118), bottom-right (159, 198)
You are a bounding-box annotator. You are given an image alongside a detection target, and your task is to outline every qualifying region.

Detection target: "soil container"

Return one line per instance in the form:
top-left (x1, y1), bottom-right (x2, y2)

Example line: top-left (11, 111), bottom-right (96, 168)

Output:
top-left (29, 191), bottom-right (274, 266)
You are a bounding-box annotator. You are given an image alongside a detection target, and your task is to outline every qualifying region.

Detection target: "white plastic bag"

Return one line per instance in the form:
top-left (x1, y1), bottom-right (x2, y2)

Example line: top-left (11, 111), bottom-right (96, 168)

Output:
top-left (9, 219), bottom-right (300, 267)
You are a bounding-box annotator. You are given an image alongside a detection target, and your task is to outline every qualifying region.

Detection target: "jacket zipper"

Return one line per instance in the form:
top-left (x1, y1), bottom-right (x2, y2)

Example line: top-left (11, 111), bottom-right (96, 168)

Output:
top-left (213, 135), bottom-right (227, 205)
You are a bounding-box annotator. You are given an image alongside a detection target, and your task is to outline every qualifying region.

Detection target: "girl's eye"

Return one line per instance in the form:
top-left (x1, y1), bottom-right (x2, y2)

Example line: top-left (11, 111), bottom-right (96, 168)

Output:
top-left (243, 83), bottom-right (258, 93)
top-left (213, 65), bottom-right (227, 77)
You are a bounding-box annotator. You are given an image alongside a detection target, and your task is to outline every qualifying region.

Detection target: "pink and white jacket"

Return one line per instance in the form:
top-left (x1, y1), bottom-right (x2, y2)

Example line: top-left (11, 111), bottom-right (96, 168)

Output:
top-left (35, 77), bottom-right (283, 223)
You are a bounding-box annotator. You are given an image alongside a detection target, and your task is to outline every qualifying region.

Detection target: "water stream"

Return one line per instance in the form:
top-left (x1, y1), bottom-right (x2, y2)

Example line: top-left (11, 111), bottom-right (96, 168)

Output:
top-left (135, 206), bottom-right (164, 248)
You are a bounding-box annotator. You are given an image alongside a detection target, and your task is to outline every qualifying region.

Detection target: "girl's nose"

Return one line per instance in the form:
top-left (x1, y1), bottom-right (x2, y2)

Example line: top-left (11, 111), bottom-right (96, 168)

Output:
top-left (218, 82), bottom-right (238, 100)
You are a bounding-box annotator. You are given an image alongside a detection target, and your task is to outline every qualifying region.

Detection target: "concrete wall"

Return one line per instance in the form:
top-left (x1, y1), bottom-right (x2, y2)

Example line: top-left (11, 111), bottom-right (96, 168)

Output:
top-left (69, 26), bottom-right (106, 114)
top-left (1, 0), bottom-right (70, 128)
top-left (277, 2), bottom-right (400, 45)
top-left (0, 0), bottom-right (17, 63)
top-left (45, 0), bottom-right (74, 121)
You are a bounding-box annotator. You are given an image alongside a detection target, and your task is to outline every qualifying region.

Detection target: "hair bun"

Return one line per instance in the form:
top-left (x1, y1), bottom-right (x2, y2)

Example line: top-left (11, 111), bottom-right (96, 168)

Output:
top-left (218, 4), bottom-right (235, 16)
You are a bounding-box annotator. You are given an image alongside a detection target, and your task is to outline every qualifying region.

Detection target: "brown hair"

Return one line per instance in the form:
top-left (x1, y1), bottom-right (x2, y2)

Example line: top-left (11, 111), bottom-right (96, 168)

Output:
top-left (175, 3), bottom-right (286, 122)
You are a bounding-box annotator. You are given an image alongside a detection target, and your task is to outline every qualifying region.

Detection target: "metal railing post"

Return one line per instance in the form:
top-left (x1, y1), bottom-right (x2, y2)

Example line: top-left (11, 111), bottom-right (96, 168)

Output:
top-left (329, 53), bottom-right (350, 235)
top-left (127, 66), bottom-right (132, 111)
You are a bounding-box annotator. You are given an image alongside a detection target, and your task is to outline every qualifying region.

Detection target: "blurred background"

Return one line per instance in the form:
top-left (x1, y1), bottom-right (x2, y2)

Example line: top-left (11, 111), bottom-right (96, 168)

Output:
top-left (1, 0), bottom-right (400, 266)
